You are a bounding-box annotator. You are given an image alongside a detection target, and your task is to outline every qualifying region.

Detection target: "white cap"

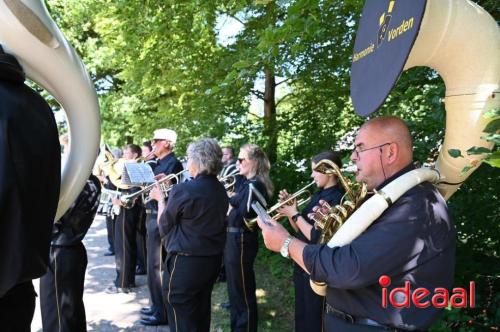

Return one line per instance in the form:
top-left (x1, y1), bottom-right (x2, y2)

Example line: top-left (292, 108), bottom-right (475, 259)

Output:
top-left (153, 128), bottom-right (177, 144)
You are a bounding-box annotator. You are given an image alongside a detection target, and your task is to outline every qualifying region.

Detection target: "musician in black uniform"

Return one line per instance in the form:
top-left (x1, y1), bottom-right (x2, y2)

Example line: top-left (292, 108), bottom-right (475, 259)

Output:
top-left (258, 117), bottom-right (456, 331)
top-left (225, 144), bottom-right (273, 332)
top-left (135, 141), bottom-right (156, 274)
top-left (95, 147), bottom-right (123, 256)
top-left (220, 146), bottom-right (237, 177)
top-left (150, 138), bottom-right (229, 332)
top-left (278, 151), bottom-right (344, 332)
top-left (140, 128), bottom-right (183, 326)
top-left (40, 174), bottom-right (101, 332)
top-left (0, 46), bottom-right (60, 332)
top-left (108, 144), bottom-right (143, 293)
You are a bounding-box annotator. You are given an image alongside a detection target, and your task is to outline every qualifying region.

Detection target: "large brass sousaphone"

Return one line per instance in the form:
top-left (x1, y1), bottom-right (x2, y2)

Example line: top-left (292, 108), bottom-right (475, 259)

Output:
top-left (0, 0), bottom-right (100, 220)
top-left (310, 0), bottom-right (499, 296)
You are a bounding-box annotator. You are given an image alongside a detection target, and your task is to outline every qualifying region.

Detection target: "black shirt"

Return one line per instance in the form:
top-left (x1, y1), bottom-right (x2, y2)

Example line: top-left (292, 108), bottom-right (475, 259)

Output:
top-left (52, 175), bottom-right (101, 246)
top-left (298, 185), bottom-right (344, 244)
top-left (151, 152), bottom-right (184, 177)
top-left (159, 174), bottom-right (229, 256)
top-left (146, 152), bottom-right (183, 210)
top-left (0, 76), bottom-right (60, 297)
top-left (227, 177), bottom-right (269, 229)
top-left (303, 164), bottom-right (456, 330)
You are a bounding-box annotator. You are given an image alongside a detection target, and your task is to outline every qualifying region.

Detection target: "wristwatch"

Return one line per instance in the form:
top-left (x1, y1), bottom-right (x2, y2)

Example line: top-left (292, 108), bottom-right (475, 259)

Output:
top-left (280, 235), bottom-right (294, 259)
top-left (291, 213), bottom-right (301, 222)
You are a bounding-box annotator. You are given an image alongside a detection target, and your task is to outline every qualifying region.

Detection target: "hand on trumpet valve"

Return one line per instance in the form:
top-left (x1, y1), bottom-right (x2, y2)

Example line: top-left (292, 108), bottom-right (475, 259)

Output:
top-left (256, 215), bottom-right (290, 253)
top-left (277, 189), bottom-right (299, 218)
top-left (278, 189), bottom-right (292, 203)
top-left (154, 173), bottom-right (166, 180)
top-left (148, 184), bottom-right (163, 202)
top-left (277, 202), bottom-right (299, 219)
top-left (308, 200), bottom-right (331, 223)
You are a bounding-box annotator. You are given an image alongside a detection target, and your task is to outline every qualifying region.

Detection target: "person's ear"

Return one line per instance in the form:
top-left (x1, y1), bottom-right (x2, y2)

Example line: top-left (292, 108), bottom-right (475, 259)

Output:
top-left (387, 143), bottom-right (398, 164)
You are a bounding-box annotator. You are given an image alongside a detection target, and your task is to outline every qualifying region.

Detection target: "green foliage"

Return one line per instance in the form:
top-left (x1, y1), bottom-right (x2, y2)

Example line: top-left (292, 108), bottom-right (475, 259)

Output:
top-left (448, 108), bottom-right (500, 173)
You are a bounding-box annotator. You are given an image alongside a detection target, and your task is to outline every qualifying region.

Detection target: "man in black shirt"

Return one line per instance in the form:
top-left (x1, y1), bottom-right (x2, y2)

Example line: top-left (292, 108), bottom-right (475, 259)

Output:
top-left (258, 116), bottom-right (456, 331)
top-left (108, 144), bottom-right (143, 293)
top-left (140, 128), bottom-right (183, 326)
top-left (151, 138), bottom-right (229, 332)
top-left (0, 46), bottom-right (60, 332)
top-left (40, 174), bottom-right (101, 332)
top-left (220, 146), bottom-right (238, 177)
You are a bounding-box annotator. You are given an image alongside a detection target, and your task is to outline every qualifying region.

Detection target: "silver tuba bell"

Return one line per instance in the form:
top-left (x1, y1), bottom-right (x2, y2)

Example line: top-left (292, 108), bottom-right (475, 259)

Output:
top-left (0, 0), bottom-right (100, 219)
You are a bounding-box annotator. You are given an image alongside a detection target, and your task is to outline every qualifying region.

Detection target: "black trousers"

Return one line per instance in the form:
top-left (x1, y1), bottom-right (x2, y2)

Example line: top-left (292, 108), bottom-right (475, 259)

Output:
top-left (145, 212), bottom-right (167, 320)
top-left (294, 265), bottom-right (324, 332)
top-left (114, 205), bottom-right (141, 288)
top-left (40, 244), bottom-right (87, 332)
top-left (163, 254), bottom-right (222, 332)
top-left (0, 281), bottom-right (36, 332)
top-left (136, 209), bottom-right (147, 272)
top-left (224, 231), bottom-right (258, 332)
top-left (105, 214), bottom-right (115, 253)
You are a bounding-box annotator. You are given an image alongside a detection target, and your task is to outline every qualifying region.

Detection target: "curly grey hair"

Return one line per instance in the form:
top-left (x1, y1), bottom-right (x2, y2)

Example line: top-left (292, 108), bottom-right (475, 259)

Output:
top-left (187, 138), bottom-right (223, 176)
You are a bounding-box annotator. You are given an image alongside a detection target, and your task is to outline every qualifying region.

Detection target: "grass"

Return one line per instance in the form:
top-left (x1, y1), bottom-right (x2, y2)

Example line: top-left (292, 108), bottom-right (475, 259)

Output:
top-left (210, 248), bottom-right (295, 332)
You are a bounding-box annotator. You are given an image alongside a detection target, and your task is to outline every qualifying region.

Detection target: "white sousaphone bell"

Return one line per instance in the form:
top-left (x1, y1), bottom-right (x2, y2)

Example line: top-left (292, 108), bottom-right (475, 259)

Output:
top-left (311, 0), bottom-right (499, 295)
top-left (0, 0), bottom-right (100, 220)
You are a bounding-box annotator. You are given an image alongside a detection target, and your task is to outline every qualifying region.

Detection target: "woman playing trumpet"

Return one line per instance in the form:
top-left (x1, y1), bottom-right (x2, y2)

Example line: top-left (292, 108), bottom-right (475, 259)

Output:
top-left (278, 151), bottom-right (344, 332)
top-left (225, 144), bottom-right (273, 332)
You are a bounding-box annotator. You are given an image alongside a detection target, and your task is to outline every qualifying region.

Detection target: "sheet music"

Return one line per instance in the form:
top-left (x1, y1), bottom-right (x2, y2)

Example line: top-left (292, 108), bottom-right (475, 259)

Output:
top-left (122, 163), bottom-right (155, 186)
top-left (251, 201), bottom-right (272, 226)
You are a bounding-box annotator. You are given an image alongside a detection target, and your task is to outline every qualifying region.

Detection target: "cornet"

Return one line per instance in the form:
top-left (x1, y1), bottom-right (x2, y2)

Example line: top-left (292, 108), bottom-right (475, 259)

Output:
top-left (244, 181), bottom-right (316, 230)
top-left (120, 169), bottom-right (188, 208)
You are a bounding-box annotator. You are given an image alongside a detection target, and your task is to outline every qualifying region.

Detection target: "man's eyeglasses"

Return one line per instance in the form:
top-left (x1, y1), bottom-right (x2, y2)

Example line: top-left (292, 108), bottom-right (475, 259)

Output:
top-left (151, 139), bottom-right (166, 143)
top-left (352, 142), bottom-right (391, 159)
top-left (237, 158), bottom-right (246, 163)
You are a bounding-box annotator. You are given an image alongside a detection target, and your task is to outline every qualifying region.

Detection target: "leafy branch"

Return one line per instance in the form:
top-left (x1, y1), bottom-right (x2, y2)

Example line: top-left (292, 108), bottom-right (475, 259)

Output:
top-left (448, 108), bottom-right (500, 175)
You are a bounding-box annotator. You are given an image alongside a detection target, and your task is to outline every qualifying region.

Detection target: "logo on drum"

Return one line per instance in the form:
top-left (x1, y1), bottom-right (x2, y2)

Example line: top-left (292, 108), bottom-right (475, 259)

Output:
top-left (379, 275), bottom-right (475, 309)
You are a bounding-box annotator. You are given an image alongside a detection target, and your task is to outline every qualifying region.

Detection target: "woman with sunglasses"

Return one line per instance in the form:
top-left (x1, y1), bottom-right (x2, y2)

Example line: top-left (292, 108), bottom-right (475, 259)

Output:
top-left (278, 151), bottom-right (344, 332)
top-left (225, 144), bottom-right (273, 332)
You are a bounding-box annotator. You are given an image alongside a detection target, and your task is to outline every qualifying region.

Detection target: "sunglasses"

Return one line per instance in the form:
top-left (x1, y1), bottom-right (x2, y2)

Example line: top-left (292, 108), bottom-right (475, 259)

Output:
top-left (237, 158), bottom-right (246, 163)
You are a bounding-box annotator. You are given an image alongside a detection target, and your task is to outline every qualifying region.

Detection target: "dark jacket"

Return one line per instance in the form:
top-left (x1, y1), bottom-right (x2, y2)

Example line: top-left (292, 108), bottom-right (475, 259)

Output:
top-left (160, 174), bottom-right (229, 256)
top-left (0, 66), bottom-right (60, 297)
top-left (227, 177), bottom-right (269, 230)
top-left (52, 175), bottom-right (101, 246)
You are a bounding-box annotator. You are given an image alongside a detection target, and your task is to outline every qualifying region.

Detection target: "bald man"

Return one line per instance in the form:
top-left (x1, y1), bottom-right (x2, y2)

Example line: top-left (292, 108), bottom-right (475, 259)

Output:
top-left (258, 116), bottom-right (456, 331)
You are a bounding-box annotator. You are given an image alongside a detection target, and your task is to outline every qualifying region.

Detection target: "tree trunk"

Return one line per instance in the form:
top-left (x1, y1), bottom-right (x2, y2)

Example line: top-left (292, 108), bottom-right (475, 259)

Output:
top-left (263, 67), bottom-right (277, 164)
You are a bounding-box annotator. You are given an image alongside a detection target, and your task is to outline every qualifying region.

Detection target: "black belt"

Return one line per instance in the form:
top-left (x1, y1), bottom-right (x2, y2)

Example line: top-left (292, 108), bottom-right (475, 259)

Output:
top-left (325, 303), bottom-right (404, 331)
top-left (227, 227), bottom-right (251, 233)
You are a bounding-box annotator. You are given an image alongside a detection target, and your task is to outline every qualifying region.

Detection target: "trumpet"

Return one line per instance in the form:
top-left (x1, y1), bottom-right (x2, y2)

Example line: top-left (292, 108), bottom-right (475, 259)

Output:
top-left (120, 169), bottom-right (188, 208)
top-left (244, 181), bottom-right (316, 230)
top-left (139, 148), bottom-right (157, 162)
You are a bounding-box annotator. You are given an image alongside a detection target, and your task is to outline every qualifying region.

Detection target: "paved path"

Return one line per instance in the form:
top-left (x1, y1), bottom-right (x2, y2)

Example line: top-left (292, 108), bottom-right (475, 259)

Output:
top-left (31, 215), bottom-right (170, 332)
